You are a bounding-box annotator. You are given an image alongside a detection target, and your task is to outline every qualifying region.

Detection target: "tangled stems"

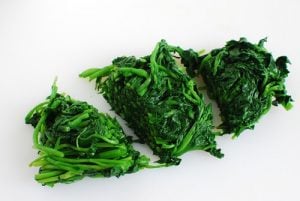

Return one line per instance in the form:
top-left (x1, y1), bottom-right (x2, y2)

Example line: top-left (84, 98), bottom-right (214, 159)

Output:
top-left (80, 40), bottom-right (223, 165)
top-left (25, 81), bottom-right (155, 186)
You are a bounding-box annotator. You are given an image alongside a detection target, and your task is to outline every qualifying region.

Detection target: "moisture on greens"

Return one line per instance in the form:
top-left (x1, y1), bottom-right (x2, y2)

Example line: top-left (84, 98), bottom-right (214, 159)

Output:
top-left (80, 40), bottom-right (223, 165)
top-left (179, 38), bottom-right (292, 137)
top-left (25, 82), bottom-right (152, 186)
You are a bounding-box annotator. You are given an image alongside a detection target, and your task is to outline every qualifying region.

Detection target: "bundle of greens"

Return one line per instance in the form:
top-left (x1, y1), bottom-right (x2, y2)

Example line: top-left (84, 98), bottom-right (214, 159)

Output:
top-left (179, 38), bottom-right (292, 137)
top-left (80, 40), bottom-right (223, 165)
top-left (25, 82), bottom-right (151, 186)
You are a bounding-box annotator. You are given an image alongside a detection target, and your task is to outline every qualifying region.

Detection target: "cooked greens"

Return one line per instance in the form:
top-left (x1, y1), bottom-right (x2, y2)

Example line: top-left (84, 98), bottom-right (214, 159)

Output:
top-left (80, 40), bottom-right (223, 165)
top-left (179, 38), bottom-right (292, 137)
top-left (25, 37), bottom-right (293, 186)
top-left (25, 82), bottom-right (152, 186)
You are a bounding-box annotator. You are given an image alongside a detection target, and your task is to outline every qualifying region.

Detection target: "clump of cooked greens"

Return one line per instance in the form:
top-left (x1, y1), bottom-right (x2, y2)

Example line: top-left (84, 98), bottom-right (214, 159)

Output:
top-left (179, 38), bottom-right (292, 137)
top-left (80, 40), bottom-right (223, 165)
top-left (25, 81), bottom-right (152, 186)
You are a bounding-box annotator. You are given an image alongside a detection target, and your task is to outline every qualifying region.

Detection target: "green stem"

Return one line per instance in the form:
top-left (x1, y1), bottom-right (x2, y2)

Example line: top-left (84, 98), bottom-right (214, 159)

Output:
top-left (172, 108), bottom-right (203, 156)
top-left (69, 112), bottom-right (90, 128)
top-left (96, 147), bottom-right (127, 159)
top-left (118, 67), bottom-right (148, 78)
top-left (136, 77), bottom-right (152, 96)
top-left (33, 115), bottom-right (64, 157)
top-left (150, 42), bottom-right (160, 83)
top-left (35, 170), bottom-right (65, 180)
top-left (45, 157), bottom-right (83, 174)
top-left (25, 101), bottom-right (48, 123)
top-left (56, 144), bottom-right (90, 152)
top-left (51, 156), bottom-right (132, 166)
top-left (79, 65), bottom-right (115, 80)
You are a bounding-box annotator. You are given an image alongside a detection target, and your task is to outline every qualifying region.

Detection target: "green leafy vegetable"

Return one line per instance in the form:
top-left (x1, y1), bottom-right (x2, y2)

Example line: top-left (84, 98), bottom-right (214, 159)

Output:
top-left (179, 38), bottom-right (292, 137)
top-left (25, 81), bottom-right (153, 186)
top-left (80, 40), bottom-right (223, 165)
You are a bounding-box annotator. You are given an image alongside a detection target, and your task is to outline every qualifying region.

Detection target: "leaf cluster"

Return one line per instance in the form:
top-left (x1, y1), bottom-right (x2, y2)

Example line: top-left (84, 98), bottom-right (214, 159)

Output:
top-left (80, 40), bottom-right (223, 165)
top-left (180, 38), bottom-right (292, 136)
top-left (25, 82), bottom-right (150, 186)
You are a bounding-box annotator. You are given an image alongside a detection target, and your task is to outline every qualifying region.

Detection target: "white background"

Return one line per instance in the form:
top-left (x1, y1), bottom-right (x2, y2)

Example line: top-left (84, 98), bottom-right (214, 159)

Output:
top-left (0, 0), bottom-right (299, 200)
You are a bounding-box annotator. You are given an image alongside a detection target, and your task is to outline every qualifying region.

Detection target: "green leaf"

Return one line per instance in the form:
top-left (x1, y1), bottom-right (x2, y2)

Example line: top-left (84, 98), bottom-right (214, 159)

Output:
top-left (81, 40), bottom-right (223, 165)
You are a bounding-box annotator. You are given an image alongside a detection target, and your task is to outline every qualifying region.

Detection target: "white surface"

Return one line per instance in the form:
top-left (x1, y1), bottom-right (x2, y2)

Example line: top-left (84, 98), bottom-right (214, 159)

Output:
top-left (0, 0), bottom-right (299, 200)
